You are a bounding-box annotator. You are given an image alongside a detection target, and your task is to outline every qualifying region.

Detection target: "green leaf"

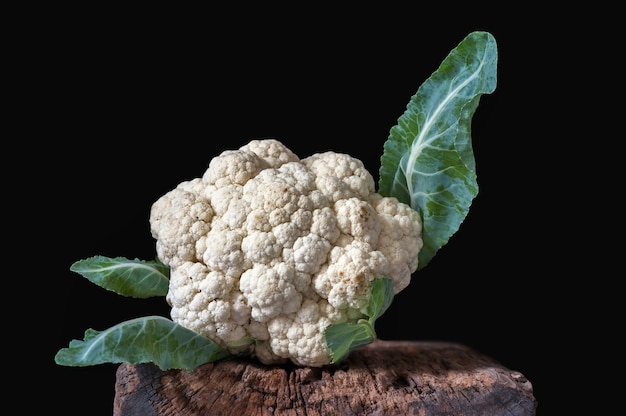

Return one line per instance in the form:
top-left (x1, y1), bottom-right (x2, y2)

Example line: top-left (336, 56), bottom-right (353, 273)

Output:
top-left (325, 277), bottom-right (394, 364)
top-left (362, 276), bottom-right (394, 321)
top-left (378, 31), bottom-right (498, 270)
top-left (54, 315), bottom-right (230, 370)
top-left (325, 321), bottom-right (376, 364)
top-left (70, 256), bottom-right (170, 298)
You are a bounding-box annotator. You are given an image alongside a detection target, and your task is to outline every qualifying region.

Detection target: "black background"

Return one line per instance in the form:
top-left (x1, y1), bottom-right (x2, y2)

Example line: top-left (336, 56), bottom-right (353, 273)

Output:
top-left (22, 9), bottom-right (600, 416)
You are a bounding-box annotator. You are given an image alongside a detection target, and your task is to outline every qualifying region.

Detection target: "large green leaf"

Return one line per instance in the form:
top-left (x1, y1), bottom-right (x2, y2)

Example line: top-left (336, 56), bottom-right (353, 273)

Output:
top-left (54, 316), bottom-right (230, 370)
top-left (378, 31), bottom-right (498, 270)
top-left (70, 255), bottom-right (169, 298)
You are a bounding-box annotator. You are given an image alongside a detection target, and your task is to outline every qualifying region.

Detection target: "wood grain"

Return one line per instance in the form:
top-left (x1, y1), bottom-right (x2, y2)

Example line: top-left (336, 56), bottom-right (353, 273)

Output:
top-left (114, 340), bottom-right (536, 415)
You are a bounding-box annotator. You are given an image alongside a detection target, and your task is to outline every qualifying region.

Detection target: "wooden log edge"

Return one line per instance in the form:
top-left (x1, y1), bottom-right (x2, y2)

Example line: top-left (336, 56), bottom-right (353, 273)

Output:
top-left (114, 339), bottom-right (537, 415)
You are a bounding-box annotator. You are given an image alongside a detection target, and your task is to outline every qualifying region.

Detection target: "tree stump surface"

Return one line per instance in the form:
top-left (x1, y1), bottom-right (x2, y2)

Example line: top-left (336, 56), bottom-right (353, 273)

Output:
top-left (114, 340), bottom-right (537, 416)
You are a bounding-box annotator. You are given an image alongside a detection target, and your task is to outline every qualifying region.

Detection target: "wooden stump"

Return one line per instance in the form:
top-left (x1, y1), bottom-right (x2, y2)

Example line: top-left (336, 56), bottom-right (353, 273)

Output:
top-left (114, 340), bottom-right (537, 415)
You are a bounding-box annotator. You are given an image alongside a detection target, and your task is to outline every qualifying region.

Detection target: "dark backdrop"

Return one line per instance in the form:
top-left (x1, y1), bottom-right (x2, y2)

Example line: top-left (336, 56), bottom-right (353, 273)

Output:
top-left (30, 12), bottom-right (578, 415)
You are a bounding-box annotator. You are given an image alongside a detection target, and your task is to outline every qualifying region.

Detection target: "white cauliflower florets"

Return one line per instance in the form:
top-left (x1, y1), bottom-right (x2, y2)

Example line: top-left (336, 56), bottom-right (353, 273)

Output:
top-left (149, 139), bottom-right (423, 367)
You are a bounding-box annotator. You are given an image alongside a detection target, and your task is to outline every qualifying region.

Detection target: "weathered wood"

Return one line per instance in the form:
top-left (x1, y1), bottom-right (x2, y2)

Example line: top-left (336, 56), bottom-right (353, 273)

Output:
top-left (114, 340), bottom-right (536, 415)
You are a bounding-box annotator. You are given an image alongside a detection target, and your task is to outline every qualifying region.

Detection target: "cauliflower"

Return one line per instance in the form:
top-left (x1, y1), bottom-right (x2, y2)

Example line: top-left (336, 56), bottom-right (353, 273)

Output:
top-left (149, 139), bottom-right (423, 367)
top-left (58, 34), bottom-right (494, 373)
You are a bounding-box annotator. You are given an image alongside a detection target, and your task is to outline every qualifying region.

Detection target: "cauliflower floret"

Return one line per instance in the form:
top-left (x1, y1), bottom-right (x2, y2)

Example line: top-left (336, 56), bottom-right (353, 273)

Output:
top-left (150, 179), bottom-right (213, 268)
top-left (149, 138), bottom-right (423, 367)
top-left (166, 262), bottom-right (251, 353)
top-left (259, 299), bottom-right (340, 367)
top-left (240, 138), bottom-right (300, 168)
top-left (239, 263), bottom-right (304, 322)
top-left (203, 149), bottom-right (268, 187)
top-left (369, 193), bottom-right (423, 293)
top-left (302, 151), bottom-right (376, 202)
top-left (313, 240), bottom-right (388, 310)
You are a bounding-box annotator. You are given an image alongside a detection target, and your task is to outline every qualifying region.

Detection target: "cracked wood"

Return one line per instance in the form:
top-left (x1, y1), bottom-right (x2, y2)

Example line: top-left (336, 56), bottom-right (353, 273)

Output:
top-left (114, 340), bottom-right (537, 415)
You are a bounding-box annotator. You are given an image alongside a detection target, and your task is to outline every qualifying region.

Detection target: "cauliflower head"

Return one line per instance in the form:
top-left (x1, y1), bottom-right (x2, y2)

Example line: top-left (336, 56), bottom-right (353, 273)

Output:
top-left (149, 139), bottom-right (423, 367)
